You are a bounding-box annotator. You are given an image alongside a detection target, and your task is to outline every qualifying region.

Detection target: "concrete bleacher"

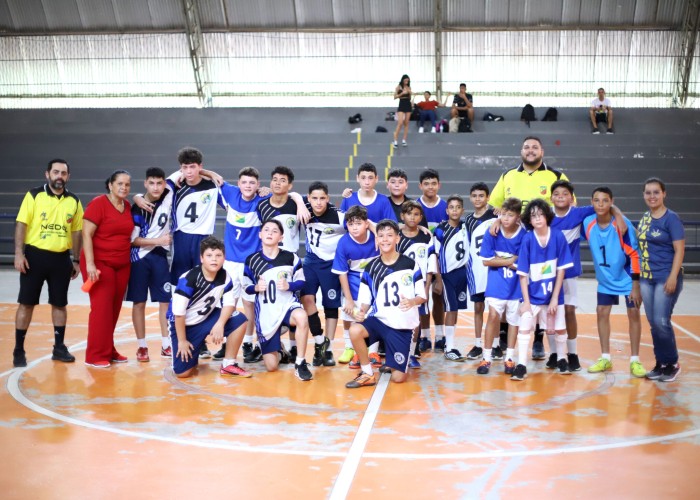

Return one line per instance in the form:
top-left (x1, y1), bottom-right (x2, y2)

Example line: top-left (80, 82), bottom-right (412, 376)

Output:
top-left (0, 106), bottom-right (698, 271)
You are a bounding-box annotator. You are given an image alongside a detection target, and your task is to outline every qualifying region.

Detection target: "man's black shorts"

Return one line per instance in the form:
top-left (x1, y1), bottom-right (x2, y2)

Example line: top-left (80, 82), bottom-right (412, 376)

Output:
top-left (18, 245), bottom-right (72, 307)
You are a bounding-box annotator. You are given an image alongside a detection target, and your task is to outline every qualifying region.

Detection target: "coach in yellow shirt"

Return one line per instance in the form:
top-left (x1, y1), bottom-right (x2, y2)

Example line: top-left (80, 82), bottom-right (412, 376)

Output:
top-left (13, 159), bottom-right (84, 367)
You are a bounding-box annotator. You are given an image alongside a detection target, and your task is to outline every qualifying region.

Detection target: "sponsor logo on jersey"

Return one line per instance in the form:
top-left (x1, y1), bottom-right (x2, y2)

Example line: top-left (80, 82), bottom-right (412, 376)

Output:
top-left (277, 271), bottom-right (289, 280)
top-left (540, 185), bottom-right (547, 195)
top-left (286, 217), bottom-right (297, 229)
top-left (323, 227), bottom-right (335, 234)
top-left (651, 229), bottom-right (662, 238)
top-left (66, 213), bottom-right (74, 223)
top-left (200, 193), bottom-right (212, 204)
top-left (541, 263), bottom-right (552, 275)
top-left (234, 212), bottom-right (246, 224)
top-left (401, 273), bottom-right (413, 286)
top-left (394, 352), bottom-right (406, 365)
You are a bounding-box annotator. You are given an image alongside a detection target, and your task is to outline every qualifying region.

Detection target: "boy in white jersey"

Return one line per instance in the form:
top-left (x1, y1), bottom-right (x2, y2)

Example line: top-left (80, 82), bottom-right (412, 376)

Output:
top-left (169, 237), bottom-right (250, 378)
top-left (346, 220), bottom-right (427, 388)
top-left (433, 195), bottom-right (469, 362)
top-left (127, 168), bottom-right (173, 362)
top-left (243, 220), bottom-right (314, 381)
top-left (301, 181), bottom-right (345, 367)
top-left (331, 206), bottom-right (380, 365)
top-left (398, 201), bottom-right (436, 369)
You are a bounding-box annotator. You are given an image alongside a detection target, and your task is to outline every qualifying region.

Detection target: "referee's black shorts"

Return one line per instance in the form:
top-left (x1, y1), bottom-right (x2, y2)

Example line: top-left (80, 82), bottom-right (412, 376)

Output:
top-left (18, 245), bottom-right (73, 307)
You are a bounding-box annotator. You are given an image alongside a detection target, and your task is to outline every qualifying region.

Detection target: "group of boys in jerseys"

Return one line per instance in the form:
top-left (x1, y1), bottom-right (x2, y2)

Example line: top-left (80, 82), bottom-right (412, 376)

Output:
top-left (136, 145), bottom-right (645, 389)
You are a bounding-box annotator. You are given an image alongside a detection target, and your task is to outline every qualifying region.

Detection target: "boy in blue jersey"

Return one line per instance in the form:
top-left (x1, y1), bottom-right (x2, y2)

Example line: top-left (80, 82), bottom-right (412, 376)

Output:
top-left (340, 162), bottom-right (397, 223)
top-left (169, 237), bottom-right (250, 379)
top-left (345, 220), bottom-right (427, 388)
top-left (583, 187), bottom-right (646, 377)
top-left (301, 181), bottom-right (345, 367)
top-left (243, 220), bottom-right (314, 381)
top-left (477, 198), bottom-right (525, 375)
top-left (434, 195), bottom-right (469, 362)
top-left (398, 201), bottom-right (437, 369)
top-left (127, 168), bottom-right (173, 362)
top-left (416, 169), bottom-right (448, 352)
top-left (332, 206), bottom-right (380, 365)
top-left (514, 199), bottom-right (574, 380)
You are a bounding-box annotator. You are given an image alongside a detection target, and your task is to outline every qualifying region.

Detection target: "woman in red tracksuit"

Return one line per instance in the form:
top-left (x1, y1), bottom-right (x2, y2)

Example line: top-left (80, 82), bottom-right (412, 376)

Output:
top-left (81, 170), bottom-right (134, 367)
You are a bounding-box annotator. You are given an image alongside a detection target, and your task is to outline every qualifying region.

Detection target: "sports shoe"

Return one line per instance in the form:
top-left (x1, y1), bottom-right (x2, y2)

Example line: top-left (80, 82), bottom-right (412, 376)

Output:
top-left (85, 360), bottom-right (110, 368)
top-left (313, 337), bottom-right (331, 367)
top-left (408, 355), bottom-right (421, 369)
top-left (476, 360), bottom-right (491, 375)
top-left (212, 345), bottom-right (226, 360)
top-left (369, 352), bottom-right (382, 367)
top-left (545, 353), bottom-right (558, 369)
top-left (557, 358), bottom-right (571, 375)
top-left (418, 126), bottom-right (424, 133)
top-left (413, 342), bottom-right (421, 358)
top-left (531, 340), bottom-right (546, 360)
top-left (111, 352), bottom-right (128, 363)
top-left (160, 346), bottom-right (172, 358)
top-left (434, 337), bottom-right (446, 352)
top-left (242, 342), bottom-right (253, 358)
top-left (289, 345), bottom-right (298, 360)
top-left (646, 363), bottom-right (664, 380)
top-left (13, 348), bottom-right (27, 368)
top-left (244, 344), bottom-right (263, 363)
top-left (466, 346), bottom-right (482, 360)
top-left (378, 364), bottom-right (392, 374)
top-left (338, 347), bottom-right (355, 364)
top-left (220, 363), bottom-right (252, 378)
top-left (630, 360), bottom-right (646, 378)
top-left (136, 347), bottom-right (150, 362)
top-left (323, 350), bottom-right (336, 366)
top-left (52, 344), bottom-right (76, 363)
top-left (444, 349), bottom-right (465, 362)
top-left (606, 128), bottom-right (615, 134)
top-left (199, 344), bottom-right (211, 359)
top-left (392, 140), bottom-right (398, 148)
top-left (511, 364), bottom-right (527, 381)
top-left (349, 354), bottom-right (361, 369)
top-left (491, 346), bottom-right (504, 360)
top-left (504, 358), bottom-right (515, 375)
top-left (294, 360), bottom-right (313, 381)
top-left (588, 357), bottom-right (613, 373)
top-left (567, 353), bottom-right (581, 372)
top-left (418, 337), bottom-right (432, 352)
top-left (278, 346), bottom-right (292, 364)
top-left (659, 363), bottom-right (680, 382)
top-left (402, 140), bottom-right (407, 147)
top-left (377, 340), bottom-right (386, 357)
top-left (592, 128), bottom-right (600, 134)
top-left (345, 371), bottom-right (378, 388)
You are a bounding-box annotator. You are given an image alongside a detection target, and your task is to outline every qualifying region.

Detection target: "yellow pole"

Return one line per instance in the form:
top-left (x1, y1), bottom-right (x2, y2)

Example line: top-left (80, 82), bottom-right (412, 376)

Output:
top-left (348, 155), bottom-right (353, 169)
top-left (387, 155), bottom-right (392, 169)
top-left (389, 143), bottom-right (394, 157)
top-left (345, 167), bottom-right (349, 182)
top-left (353, 143), bottom-right (357, 157)
top-left (357, 131), bottom-right (361, 145)
top-left (384, 167), bottom-right (389, 181)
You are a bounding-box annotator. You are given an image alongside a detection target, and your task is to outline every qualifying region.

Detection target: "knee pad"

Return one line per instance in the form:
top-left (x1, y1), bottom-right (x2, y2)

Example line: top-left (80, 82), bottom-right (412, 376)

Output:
top-left (520, 311), bottom-right (534, 333)
top-left (324, 307), bottom-right (339, 320)
top-left (308, 312), bottom-right (323, 336)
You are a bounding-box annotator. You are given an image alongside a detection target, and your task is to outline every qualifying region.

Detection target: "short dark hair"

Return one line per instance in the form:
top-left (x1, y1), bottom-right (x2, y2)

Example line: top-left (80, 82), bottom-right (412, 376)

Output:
top-left (271, 165), bottom-right (294, 183)
top-left (177, 147), bottom-right (203, 165)
top-left (105, 169), bottom-right (130, 192)
top-left (598, 87), bottom-right (605, 93)
top-left (345, 205), bottom-right (368, 224)
top-left (401, 200), bottom-right (424, 216)
top-left (261, 218), bottom-right (284, 235)
top-left (308, 181), bottom-right (329, 195)
top-left (238, 166), bottom-right (260, 180)
top-left (47, 158), bottom-right (70, 174)
top-left (358, 163), bottom-right (377, 176)
top-left (424, 91), bottom-right (432, 96)
top-left (446, 195), bottom-right (464, 207)
top-left (644, 177), bottom-right (666, 193)
top-left (501, 197), bottom-right (522, 215)
top-left (591, 186), bottom-right (614, 199)
top-left (200, 236), bottom-right (224, 255)
top-left (376, 219), bottom-right (400, 235)
top-left (388, 168), bottom-right (408, 181)
top-left (419, 168), bottom-right (440, 183)
top-left (522, 136), bottom-right (542, 147)
top-left (470, 182), bottom-right (490, 195)
top-left (145, 167), bottom-right (166, 180)
top-left (521, 199), bottom-right (553, 229)
top-left (459, 83), bottom-right (466, 88)
top-left (551, 179), bottom-right (574, 195)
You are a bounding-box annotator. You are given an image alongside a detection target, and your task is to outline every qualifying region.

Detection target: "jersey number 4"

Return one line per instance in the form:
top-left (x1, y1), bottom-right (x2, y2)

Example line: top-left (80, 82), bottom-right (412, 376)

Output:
top-left (184, 202), bottom-right (199, 223)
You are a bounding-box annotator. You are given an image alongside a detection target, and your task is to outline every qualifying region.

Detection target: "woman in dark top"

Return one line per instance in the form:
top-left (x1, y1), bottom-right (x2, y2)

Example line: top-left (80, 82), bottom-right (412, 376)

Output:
top-left (392, 74), bottom-right (412, 148)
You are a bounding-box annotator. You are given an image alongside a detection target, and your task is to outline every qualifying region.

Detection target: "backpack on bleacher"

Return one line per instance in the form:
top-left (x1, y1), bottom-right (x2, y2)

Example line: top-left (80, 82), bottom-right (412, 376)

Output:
top-left (520, 104), bottom-right (536, 127)
top-left (542, 107), bottom-right (558, 122)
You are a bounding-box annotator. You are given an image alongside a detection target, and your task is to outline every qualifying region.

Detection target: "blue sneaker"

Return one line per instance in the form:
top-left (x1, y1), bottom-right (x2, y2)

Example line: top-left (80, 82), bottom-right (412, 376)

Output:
top-left (418, 337), bottom-right (432, 352)
top-left (434, 337), bottom-right (446, 352)
top-left (408, 355), bottom-right (421, 369)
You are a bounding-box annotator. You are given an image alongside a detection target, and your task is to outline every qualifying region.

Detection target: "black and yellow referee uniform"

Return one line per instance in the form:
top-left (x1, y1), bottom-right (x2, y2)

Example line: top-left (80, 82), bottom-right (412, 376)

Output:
top-left (489, 163), bottom-right (572, 210)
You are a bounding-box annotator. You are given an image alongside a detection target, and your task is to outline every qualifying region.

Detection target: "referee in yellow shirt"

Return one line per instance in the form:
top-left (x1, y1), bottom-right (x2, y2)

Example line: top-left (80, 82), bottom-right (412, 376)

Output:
top-left (13, 159), bottom-right (84, 367)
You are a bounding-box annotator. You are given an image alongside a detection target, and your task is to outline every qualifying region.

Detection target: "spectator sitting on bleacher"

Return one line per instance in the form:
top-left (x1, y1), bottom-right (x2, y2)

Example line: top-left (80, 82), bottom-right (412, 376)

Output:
top-left (416, 91), bottom-right (449, 133)
top-left (590, 88), bottom-right (614, 134)
top-left (452, 83), bottom-right (474, 131)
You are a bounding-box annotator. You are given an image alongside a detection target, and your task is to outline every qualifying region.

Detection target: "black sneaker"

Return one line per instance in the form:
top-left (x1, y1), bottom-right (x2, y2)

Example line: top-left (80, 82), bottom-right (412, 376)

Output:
top-left (279, 346), bottom-right (292, 364)
top-left (646, 363), bottom-right (665, 380)
top-left (313, 337), bottom-right (331, 366)
top-left (242, 342), bottom-right (253, 358)
top-left (289, 345), bottom-right (298, 360)
top-left (294, 360), bottom-right (313, 381)
top-left (466, 346), bottom-right (482, 360)
top-left (418, 337), bottom-right (432, 352)
top-left (51, 344), bottom-right (75, 363)
top-left (511, 364), bottom-right (527, 381)
top-left (323, 349), bottom-right (336, 367)
top-left (212, 345), bottom-right (226, 360)
top-left (434, 337), bottom-right (446, 352)
top-left (557, 358), bottom-right (571, 375)
top-left (379, 364), bottom-right (392, 374)
top-left (13, 348), bottom-right (27, 368)
top-left (659, 363), bottom-right (681, 382)
top-left (199, 343), bottom-right (211, 359)
top-left (244, 344), bottom-right (263, 363)
top-left (378, 340), bottom-right (386, 357)
top-left (606, 128), bottom-right (615, 134)
top-left (531, 340), bottom-right (546, 360)
top-left (567, 353), bottom-right (581, 372)
top-left (545, 353), bottom-right (558, 369)
top-left (491, 346), bottom-right (504, 360)
top-left (592, 128), bottom-right (600, 134)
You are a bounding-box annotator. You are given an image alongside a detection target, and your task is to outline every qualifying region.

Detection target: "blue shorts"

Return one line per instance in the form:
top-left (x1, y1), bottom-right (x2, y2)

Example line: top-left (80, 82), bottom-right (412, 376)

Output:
top-left (597, 292), bottom-right (635, 308)
top-left (361, 316), bottom-right (411, 373)
top-left (126, 251), bottom-right (171, 303)
top-left (170, 309), bottom-right (247, 374)
top-left (418, 303), bottom-right (429, 316)
top-left (442, 268), bottom-right (468, 312)
top-left (171, 231), bottom-right (208, 284)
top-left (301, 258), bottom-right (342, 308)
top-left (257, 306), bottom-right (300, 355)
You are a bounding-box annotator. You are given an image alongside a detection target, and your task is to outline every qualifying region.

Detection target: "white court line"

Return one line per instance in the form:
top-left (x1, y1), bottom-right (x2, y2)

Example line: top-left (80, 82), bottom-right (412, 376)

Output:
top-left (329, 374), bottom-right (390, 499)
top-left (673, 321), bottom-right (700, 343)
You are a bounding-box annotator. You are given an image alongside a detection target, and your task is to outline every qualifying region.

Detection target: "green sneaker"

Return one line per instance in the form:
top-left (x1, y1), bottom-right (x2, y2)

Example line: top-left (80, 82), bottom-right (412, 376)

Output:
top-left (338, 348), bottom-right (355, 364)
top-left (587, 357), bottom-right (613, 373)
top-left (630, 360), bottom-right (646, 378)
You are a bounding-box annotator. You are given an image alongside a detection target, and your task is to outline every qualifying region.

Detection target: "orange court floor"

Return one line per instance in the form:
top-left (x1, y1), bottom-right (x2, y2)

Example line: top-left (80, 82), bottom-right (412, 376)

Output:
top-left (1, 303), bottom-right (699, 499)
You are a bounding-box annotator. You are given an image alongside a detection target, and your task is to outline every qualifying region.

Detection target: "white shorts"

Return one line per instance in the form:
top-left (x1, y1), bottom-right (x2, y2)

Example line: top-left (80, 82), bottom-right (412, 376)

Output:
top-left (485, 297), bottom-right (521, 326)
top-left (223, 260), bottom-right (252, 302)
top-left (524, 304), bottom-right (566, 332)
top-left (563, 277), bottom-right (578, 307)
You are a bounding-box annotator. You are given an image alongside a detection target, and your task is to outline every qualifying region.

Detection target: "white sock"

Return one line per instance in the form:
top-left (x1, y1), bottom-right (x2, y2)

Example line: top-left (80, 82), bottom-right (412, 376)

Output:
top-left (361, 363), bottom-right (373, 376)
top-left (475, 338), bottom-right (482, 348)
top-left (483, 349), bottom-right (492, 362)
top-left (295, 357), bottom-right (304, 365)
top-left (556, 334), bottom-right (567, 360)
top-left (138, 338), bottom-right (147, 348)
top-left (602, 353), bottom-right (611, 360)
top-left (517, 333), bottom-right (531, 366)
top-left (409, 340), bottom-right (417, 358)
top-left (547, 334), bottom-right (557, 353)
top-left (161, 337), bottom-right (171, 349)
top-left (369, 342), bottom-right (379, 354)
top-left (567, 338), bottom-right (577, 354)
top-left (506, 348), bottom-right (515, 360)
top-left (630, 355), bottom-right (639, 362)
top-left (314, 335), bottom-right (325, 345)
top-left (435, 324), bottom-right (444, 339)
top-left (445, 325), bottom-right (455, 351)
top-left (243, 334), bottom-right (254, 344)
top-left (492, 337), bottom-right (500, 348)
top-left (290, 340), bottom-right (297, 348)
top-left (222, 358), bottom-right (235, 368)
top-left (344, 329), bottom-right (352, 349)
top-left (420, 328), bottom-right (430, 339)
